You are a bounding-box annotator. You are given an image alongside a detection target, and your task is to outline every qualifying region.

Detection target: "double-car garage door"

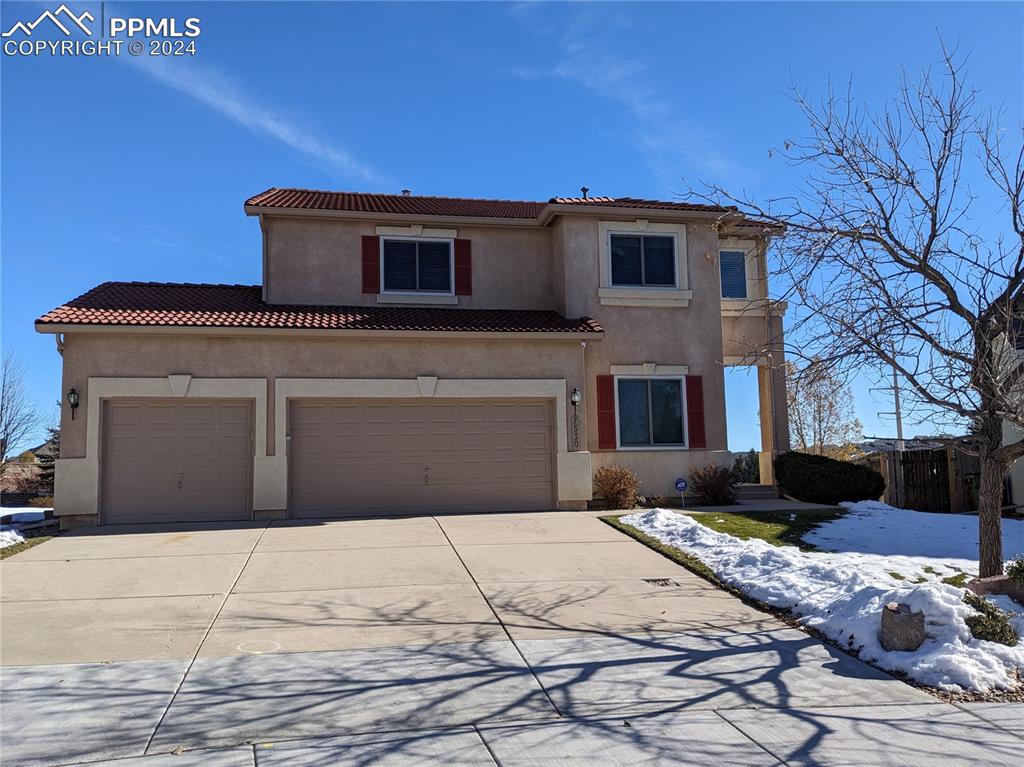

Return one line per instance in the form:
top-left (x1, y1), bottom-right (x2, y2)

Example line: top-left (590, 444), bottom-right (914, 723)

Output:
top-left (289, 400), bottom-right (554, 516)
top-left (100, 398), bottom-right (554, 523)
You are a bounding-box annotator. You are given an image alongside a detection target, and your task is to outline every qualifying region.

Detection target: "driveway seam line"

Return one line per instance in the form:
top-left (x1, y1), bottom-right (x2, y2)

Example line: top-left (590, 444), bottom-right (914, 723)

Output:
top-left (471, 723), bottom-right (504, 766)
top-left (712, 709), bottom-right (792, 766)
top-left (431, 515), bottom-right (564, 718)
top-left (142, 522), bottom-right (272, 755)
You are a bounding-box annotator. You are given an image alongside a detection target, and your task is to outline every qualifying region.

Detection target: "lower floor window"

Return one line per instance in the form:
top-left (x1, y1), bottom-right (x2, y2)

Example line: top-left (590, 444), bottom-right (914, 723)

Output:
top-left (617, 377), bottom-right (685, 446)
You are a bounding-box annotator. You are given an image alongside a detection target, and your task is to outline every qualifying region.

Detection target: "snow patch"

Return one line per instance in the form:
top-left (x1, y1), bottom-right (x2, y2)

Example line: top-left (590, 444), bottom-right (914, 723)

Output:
top-left (621, 508), bottom-right (1024, 693)
top-left (0, 528), bottom-right (26, 549)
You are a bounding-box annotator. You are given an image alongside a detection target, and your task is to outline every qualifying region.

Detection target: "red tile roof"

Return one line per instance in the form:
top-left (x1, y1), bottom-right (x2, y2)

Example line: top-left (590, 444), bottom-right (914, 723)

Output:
top-left (246, 189), bottom-right (548, 219)
top-left (245, 188), bottom-right (736, 219)
top-left (548, 196), bottom-right (734, 213)
top-left (36, 282), bottom-right (603, 335)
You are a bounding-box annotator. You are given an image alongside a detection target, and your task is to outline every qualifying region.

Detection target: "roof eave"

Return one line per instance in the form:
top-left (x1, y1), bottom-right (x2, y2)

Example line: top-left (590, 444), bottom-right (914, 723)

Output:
top-left (244, 205), bottom-right (543, 229)
top-left (536, 203), bottom-right (736, 227)
top-left (34, 322), bottom-right (604, 341)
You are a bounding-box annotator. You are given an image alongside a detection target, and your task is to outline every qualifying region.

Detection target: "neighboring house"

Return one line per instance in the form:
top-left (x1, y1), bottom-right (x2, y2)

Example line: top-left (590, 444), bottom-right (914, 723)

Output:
top-left (0, 439), bottom-right (56, 494)
top-left (35, 189), bottom-right (790, 527)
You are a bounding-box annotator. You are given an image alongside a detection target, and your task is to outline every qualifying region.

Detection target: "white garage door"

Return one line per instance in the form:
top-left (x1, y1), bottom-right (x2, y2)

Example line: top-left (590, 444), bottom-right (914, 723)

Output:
top-left (289, 400), bottom-right (554, 516)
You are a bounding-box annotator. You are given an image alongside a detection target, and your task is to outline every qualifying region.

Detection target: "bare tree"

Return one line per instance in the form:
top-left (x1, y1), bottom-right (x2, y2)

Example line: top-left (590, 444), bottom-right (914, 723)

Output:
top-left (0, 352), bottom-right (41, 480)
top-left (691, 48), bottom-right (1023, 576)
top-left (787, 361), bottom-right (864, 460)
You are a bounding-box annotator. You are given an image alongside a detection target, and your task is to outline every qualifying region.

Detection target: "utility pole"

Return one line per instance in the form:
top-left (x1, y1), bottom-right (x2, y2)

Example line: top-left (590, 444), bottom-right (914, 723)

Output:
top-left (891, 364), bottom-right (905, 453)
top-left (871, 363), bottom-right (907, 506)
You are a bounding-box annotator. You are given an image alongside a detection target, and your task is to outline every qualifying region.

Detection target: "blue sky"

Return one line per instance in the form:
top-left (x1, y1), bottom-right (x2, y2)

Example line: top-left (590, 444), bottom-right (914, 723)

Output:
top-left (2, 1), bottom-right (1021, 453)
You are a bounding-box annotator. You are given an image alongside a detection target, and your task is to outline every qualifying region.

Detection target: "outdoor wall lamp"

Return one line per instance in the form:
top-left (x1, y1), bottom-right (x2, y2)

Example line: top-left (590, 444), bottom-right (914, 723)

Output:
top-left (67, 387), bottom-right (80, 420)
top-left (570, 387), bottom-right (581, 408)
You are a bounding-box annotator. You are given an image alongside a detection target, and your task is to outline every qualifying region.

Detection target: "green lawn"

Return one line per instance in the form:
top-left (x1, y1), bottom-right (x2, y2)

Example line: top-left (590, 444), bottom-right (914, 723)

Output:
top-left (0, 536), bottom-right (53, 560)
top-left (684, 508), bottom-right (845, 551)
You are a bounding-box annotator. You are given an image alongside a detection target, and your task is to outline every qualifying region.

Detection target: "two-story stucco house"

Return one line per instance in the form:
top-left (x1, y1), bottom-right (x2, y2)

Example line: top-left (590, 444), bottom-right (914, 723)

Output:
top-left (35, 188), bottom-right (790, 527)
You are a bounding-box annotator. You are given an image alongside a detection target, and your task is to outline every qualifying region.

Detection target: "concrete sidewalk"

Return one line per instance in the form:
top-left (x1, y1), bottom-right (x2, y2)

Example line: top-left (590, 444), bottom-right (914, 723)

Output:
top-left (1, 512), bottom-right (1020, 766)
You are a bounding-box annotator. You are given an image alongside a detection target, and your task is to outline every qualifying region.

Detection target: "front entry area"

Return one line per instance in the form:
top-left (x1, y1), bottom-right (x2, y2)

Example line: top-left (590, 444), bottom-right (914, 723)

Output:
top-left (101, 400), bottom-right (254, 524)
top-left (288, 399), bottom-right (555, 516)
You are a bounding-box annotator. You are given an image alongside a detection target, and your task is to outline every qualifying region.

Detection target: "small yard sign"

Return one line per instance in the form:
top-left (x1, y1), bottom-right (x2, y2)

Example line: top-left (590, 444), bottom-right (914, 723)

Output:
top-left (675, 477), bottom-right (688, 507)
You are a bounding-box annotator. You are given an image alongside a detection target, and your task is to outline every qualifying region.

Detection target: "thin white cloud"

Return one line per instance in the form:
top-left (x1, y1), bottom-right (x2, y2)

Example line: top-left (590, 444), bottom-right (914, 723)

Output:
top-left (512, 6), bottom-right (750, 189)
top-left (127, 56), bottom-right (389, 187)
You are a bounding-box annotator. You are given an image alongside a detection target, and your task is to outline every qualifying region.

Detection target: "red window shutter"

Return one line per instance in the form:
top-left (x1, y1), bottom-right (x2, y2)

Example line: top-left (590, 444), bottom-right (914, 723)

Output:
top-left (685, 375), bottom-right (706, 449)
top-left (596, 375), bottom-right (617, 450)
top-left (454, 239), bottom-right (472, 295)
top-left (361, 235), bottom-right (380, 294)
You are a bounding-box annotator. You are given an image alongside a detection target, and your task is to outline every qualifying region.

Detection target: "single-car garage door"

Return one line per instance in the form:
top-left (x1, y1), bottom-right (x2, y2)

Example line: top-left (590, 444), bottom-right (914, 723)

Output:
top-left (102, 400), bottom-right (253, 524)
top-left (289, 400), bottom-right (554, 516)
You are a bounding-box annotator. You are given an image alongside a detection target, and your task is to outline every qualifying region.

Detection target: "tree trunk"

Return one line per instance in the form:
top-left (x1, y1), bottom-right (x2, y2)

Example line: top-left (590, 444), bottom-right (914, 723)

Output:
top-left (977, 416), bottom-right (1007, 578)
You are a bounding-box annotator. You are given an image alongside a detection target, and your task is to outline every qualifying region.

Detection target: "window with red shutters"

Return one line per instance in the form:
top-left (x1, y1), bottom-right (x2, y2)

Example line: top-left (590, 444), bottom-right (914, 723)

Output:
top-left (361, 235), bottom-right (380, 294)
top-left (454, 239), bottom-right (472, 295)
top-left (596, 375), bottom-right (617, 449)
top-left (685, 375), bottom-right (706, 449)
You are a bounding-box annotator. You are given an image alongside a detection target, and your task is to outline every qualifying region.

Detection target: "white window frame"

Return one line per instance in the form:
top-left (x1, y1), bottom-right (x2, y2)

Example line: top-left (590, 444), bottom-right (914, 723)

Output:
top-left (608, 232), bottom-right (679, 289)
top-left (718, 248), bottom-right (749, 299)
top-left (613, 374), bottom-right (689, 451)
top-left (718, 238), bottom-right (760, 301)
top-left (598, 220), bottom-right (692, 307)
top-left (380, 235), bottom-right (455, 296)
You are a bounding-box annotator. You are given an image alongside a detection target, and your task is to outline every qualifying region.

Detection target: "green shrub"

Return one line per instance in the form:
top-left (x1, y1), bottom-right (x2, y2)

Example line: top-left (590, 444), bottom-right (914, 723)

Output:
top-left (593, 465), bottom-right (640, 510)
top-left (1008, 558), bottom-right (1024, 584)
top-left (963, 592), bottom-right (1019, 646)
top-left (773, 451), bottom-right (884, 505)
top-left (690, 465), bottom-right (739, 506)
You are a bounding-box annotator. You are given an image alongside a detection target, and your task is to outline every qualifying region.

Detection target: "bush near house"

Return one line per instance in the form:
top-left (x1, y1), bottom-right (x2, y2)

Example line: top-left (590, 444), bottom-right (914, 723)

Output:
top-left (690, 465), bottom-right (739, 506)
top-left (774, 451), bottom-right (884, 505)
top-left (1008, 558), bottom-right (1024, 584)
top-left (593, 465), bottom-right (640, 510)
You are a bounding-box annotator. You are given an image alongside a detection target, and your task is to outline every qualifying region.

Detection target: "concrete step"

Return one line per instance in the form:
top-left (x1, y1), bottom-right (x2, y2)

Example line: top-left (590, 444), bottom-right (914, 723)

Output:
top-left (736, 484), bottom-right (779, 500)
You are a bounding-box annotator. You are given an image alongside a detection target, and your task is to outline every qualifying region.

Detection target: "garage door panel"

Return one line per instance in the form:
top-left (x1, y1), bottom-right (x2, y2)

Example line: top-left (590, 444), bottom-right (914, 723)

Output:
top-left (102, 401), bottom-right (253, 524)
top-left (290, 400), bottom-right (554, 517)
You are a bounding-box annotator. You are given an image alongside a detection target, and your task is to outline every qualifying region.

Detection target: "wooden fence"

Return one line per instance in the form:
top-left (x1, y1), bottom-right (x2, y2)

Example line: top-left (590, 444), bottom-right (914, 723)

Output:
top-left (860, 446), bottom-right (980, 513)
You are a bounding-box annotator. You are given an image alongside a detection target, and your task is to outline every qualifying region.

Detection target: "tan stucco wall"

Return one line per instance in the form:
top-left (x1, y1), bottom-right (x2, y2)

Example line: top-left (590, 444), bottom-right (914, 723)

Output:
top-left (551, 216), bottom-right (730, 466)
top-left (263, 216), bottom-right (555, 310)
top-left (58, 333), bottom-right (588, 460)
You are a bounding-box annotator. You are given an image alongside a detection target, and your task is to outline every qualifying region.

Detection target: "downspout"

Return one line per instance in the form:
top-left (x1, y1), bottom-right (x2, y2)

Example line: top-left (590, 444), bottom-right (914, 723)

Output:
top-left (54, 333), bottom-right (64, 356)
top-left (576, 339), bottom-right (588, 451)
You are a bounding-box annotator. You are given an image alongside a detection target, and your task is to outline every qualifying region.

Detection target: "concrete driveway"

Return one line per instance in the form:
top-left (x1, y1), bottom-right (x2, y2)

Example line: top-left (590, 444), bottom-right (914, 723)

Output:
top-left (1, 512), bottom-right (1021, 766)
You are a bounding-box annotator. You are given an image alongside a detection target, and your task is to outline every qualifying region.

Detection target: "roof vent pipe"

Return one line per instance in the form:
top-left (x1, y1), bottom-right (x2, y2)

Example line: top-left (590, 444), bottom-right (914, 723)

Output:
top-left (401, 189), bottom-right (411, 196)
top-left (580, 186), bottom-right (589, 199)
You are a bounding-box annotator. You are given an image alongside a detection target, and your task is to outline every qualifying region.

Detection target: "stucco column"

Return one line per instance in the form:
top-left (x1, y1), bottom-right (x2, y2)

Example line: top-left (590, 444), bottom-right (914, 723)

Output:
top-left (757, 365), bottom-right (776, 484)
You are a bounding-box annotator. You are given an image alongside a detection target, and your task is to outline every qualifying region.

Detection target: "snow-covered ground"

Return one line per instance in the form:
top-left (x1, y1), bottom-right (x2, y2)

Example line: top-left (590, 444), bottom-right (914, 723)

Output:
top-left (0, 506), bottom-right (52, 549)
top-left (621, 502), bottom-right (1024, 693)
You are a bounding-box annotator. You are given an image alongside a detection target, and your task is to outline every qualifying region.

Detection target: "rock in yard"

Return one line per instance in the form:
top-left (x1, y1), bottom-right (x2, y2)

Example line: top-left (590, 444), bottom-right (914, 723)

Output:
top-left (880, 601), bottom-right (927, 651)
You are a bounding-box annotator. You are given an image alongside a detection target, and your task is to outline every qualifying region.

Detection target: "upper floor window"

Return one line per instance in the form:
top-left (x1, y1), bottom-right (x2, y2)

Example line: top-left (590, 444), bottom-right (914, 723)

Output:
top-left (382, 238), bottom-right (453, 293)
top-left (616, 377), bottom-right (685, 447)
top-left (719, 250), bottom-right (747, 298)
top-left (610, 234), bottom-right (676, 287)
